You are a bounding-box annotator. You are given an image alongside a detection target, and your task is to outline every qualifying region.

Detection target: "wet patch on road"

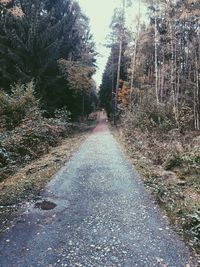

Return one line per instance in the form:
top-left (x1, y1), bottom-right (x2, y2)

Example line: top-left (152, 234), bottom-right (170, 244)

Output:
top-left (34, 200), bottom-right (57, 210)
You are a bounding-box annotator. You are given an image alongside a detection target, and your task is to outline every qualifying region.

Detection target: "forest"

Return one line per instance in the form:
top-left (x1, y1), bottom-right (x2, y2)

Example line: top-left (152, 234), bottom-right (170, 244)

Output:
top-left (99, 0), bottom-right (200, 253)
top-left (100, 0), bottom-right (199, 131)
top-left (0, 0), bottom-right (97, 117)
top-left (0, 0), bottom-right (97, 180)
top-left (0, 0), bottom-right (200, 259)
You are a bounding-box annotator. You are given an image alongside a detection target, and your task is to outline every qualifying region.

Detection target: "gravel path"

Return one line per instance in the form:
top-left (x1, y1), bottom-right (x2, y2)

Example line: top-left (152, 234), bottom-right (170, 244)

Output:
top-left (0, 114), bottom-right (195, 267)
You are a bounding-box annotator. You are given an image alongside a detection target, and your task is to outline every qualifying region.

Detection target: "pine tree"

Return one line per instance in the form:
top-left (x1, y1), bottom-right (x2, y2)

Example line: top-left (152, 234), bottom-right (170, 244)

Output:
top-left (0, 0), bottom-right (97, 117)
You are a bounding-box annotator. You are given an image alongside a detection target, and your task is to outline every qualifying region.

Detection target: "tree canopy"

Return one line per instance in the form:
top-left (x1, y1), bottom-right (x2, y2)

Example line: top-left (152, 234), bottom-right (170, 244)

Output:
top-left (0, 0), bottom-right (97, 118)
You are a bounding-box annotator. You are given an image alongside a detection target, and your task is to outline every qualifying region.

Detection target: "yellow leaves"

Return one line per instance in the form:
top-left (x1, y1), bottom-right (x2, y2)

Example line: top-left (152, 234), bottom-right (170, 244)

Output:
top-left (8, 6), bottom-right (24, 18)
top-left (118, 82), bottom-right (130, 108)
top-left (0, 0), bottom-right (24, 18)
top-left (117, 78), bottom-right (147, 109)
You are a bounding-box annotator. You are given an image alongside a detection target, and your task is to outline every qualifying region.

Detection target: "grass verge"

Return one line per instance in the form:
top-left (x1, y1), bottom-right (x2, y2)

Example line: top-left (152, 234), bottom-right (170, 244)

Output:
top-left (111, 125), bottom-right (200, 263)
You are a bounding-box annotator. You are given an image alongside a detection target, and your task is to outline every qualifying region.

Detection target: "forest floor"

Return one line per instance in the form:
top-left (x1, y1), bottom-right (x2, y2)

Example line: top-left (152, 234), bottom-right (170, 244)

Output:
top-left (112, 125), bottom-right (200, 262)
top-left (0, 112), bottom-right (196, 266)
top-left (0, 120), bottom-right (97, 234)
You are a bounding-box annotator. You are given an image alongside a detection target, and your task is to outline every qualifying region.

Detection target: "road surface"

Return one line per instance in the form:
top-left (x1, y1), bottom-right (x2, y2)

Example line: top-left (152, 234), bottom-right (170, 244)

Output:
top-left (0, 113), bottom-right (195, 266)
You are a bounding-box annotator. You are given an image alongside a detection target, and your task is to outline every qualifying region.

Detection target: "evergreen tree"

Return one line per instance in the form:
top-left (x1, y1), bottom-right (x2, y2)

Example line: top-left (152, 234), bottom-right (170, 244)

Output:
top-left (0, 0), bottom-right (97, 117)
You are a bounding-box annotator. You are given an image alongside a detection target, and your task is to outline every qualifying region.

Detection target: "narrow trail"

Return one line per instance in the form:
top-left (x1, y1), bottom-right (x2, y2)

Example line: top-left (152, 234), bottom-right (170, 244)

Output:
top-left (0, 113), bottom-right (195, 267)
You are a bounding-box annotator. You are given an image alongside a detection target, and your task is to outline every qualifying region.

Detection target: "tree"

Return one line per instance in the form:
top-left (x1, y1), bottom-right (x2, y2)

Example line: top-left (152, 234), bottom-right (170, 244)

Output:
top-left (0, 0), bottom-right (97, 117)
top-left (124, 0), bottom-right (200, 130)
top-left (99, 5), bottom-right (129, 118)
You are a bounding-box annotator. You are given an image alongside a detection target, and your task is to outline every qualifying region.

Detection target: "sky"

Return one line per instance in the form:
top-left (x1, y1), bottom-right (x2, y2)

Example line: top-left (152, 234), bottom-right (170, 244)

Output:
top-left (77, 0), bottom-right (147, 88)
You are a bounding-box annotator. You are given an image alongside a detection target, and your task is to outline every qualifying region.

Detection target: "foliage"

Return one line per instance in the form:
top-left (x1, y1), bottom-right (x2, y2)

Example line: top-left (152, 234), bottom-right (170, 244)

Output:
top-left (163, 154), bottom-right (184, 171)
top-left (54, 107), bottom-right (71, 123)
top-left (185, 210), bottom-right (200, 241)
top-left (0, 81), bottom-right (39, 129)
top-left (0, 0), bottom-right (97, 117)
top-left (0, 146), bottom-right (13, 168)
top-left (58, 59), bottom-right (96, 94)
top-left (121, 92), bottom-right (179, 133)
top-left (100, 0), bottom-right (200, 130)
top-left (118, 120), bottom-right (200, 252)
top-left (106, 0), bottom-right (200, 254)
top-left (0, 82), bottom-right (71, 181)
top-left (99, 6), bottom-right (130, 116)
top-left (2, 111), bottom-right (67, 162)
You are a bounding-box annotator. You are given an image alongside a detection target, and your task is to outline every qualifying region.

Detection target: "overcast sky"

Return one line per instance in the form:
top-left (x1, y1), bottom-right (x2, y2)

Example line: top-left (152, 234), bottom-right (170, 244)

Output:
top-left (77, 0), bottom-right (147, 88)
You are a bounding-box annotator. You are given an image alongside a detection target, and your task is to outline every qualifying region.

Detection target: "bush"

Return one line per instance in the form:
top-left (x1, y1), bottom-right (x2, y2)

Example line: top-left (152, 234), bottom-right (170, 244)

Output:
top-left (190, 156), bottom-right (200, 165)
top-left (54, 106), bottom-right (71, 123)
top-left (177, 105), bottom-right (193, 132)
top-left (0, 108), bottom-right (71, 176)
top-left (185, 210), bottom-right (200, 240)
top-left (53, 107), bottom-right (72, 136)
top-left (121, 94), bottom-right (177, 134)
top-left (0, 82), bottom-right (72, 180)
top-left (122, 108), bottom-right (149, 132)
top-left (121, 90), bottom-right (194, 134)
top-left (3, 106), bottom-right (71, 163)
top-left (0, 81), bottom-right (39, 130)
top-left (163, 154), bottom-right (184, 170)
top-left (0, 147), bottom-right (14, 168)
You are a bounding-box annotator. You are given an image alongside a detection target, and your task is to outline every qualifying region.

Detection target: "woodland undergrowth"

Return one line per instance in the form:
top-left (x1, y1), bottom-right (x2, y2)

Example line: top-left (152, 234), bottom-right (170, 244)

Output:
top-left (0, 82), bottom-right (72, 182)
top-left (118, 105), bottom-right (200, 256)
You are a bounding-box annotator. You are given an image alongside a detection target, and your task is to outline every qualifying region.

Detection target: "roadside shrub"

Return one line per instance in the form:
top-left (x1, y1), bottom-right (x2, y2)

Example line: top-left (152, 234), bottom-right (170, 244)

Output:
top-left (0, 82), bottom-right (72, 180)
top-left (53, 107), bottom-right (72, 136)
top-left (185, 210), bottom-right (200, 240)
top-left (121, 108), bottom-right (149, 134)
top-left (54, 106), bottom-right (71, 123)
top-left (0, 147), bottom-right (14, 168)
top-left (163, 154), bottom-right (184, 170)
top-left (177, 105), bottom-right (193, 132)
top-left (121, 96), bottom-right (177, 134)
top-left (121, 90), bottom-right (195, 135)
top-left (190, 156), bottom-right (200, 165)
top-left (0, 81), bottom-right (38, 130)
top-left (0, 111), bottom-right (71, 173)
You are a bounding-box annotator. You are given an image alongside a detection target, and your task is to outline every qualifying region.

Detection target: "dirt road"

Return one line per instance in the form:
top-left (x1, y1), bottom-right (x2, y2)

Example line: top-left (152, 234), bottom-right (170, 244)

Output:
top-left (0, 113), bottom-right (195, 266)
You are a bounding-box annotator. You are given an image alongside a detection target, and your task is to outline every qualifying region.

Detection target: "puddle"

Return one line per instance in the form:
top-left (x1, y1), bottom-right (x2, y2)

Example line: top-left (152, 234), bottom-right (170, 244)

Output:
top-left (35, 200), bottom-right (57, 210)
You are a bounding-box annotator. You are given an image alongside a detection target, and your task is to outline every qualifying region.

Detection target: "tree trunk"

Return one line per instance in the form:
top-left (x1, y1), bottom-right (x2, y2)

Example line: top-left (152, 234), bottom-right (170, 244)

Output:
top-left (154, 6), bottom-right (159, 104)
top-left (114, 0), bottom-right (125, 125)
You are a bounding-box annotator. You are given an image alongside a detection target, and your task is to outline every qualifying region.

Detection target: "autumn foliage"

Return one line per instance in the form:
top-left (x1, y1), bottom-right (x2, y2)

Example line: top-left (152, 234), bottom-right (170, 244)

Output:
top-left (0, 82), bottom-right (71, 181)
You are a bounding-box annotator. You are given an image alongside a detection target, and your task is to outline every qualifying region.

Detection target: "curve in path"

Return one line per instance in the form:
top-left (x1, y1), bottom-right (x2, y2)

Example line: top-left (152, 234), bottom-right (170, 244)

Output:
top-left (0, 113), bottom-right (195, 267)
